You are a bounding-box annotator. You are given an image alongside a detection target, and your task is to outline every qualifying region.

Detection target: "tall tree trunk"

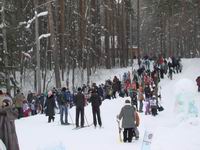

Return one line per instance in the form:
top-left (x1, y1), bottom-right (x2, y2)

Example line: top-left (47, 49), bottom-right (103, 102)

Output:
top-left (59, 0), bottom-right (65, 81)
top-left (34, 0), bottom-right (42, 94)
top-left (79, 0), bottom-right (86, 84)
top-left (137, 0), bottom-right (140, 64)
top-left (168, 19), bottom-right (172, 57)
top-left (43, 39), bottom-right (49, 92)
top-left (116, 1), bottom-right (120, 67)
top-left (66, 63), bottom-right (70, 88)
top-left (2, 0), bottom-right (10, 93)
top-left (104, 0), bottom-right (111, 69)
top-left (47, 0), bottom-right (61, 88)
top-left (111, 1), bottom-right (116, 67)
top-left (72, 59), bottom-right (75, 93)
top-left (193, 5), bottom-right (198, 57)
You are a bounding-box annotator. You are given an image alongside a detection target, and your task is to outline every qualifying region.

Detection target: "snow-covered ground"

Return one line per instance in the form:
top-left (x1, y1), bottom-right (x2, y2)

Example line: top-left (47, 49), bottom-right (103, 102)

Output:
top-left (15, 58), bottom-right (200, 150)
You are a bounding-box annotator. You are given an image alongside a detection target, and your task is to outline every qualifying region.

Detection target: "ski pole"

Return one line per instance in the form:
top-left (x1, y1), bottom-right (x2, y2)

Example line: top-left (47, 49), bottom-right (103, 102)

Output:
top-left (68, 110), bottom-right (74, 125)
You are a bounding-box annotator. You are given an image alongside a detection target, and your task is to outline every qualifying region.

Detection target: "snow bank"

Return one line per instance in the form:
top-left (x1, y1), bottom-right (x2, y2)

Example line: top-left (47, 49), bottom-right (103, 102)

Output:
top-left (173, 78), bottom-right (199, 120)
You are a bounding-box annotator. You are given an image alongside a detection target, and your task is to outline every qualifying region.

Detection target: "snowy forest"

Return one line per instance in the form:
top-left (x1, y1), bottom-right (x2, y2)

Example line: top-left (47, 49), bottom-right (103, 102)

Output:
top-left (0, 0), bottom-right (200, 94)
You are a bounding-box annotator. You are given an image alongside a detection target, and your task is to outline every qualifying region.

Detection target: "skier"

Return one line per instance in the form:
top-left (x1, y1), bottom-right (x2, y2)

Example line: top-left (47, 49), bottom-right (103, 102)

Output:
top-left (58, 87), bottom-right (70, 125)
top-left (117, 99), bottom-right (139, 143)
top-left (88, 89), bottom-right (102, 128)
top-left (74, 87), bottom-right (85, 128)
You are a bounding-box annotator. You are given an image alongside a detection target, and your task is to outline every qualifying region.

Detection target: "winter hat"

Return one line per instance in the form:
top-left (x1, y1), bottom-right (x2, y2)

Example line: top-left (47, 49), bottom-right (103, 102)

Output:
top-left (62, 87), bottom-right (67, 91)
top-left (78, 87), bottom-right (82, 92)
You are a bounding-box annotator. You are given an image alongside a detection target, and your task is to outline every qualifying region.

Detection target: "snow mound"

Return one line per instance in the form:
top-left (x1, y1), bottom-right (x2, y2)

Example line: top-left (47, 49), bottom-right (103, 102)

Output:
top-left (173, 78), bottom-right (199, 122)
top-left (173, 78), bottom-right (196, 95)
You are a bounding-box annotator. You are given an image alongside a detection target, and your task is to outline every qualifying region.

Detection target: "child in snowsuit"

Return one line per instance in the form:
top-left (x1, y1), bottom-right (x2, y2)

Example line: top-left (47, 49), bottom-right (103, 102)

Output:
top-left (150, 95), bottom-right (158, 116)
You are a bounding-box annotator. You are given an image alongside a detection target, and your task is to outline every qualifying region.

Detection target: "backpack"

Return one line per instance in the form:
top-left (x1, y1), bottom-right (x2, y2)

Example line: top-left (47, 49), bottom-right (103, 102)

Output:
top-left (57, 92), bottom-right (66, 105)
top-left (135, 112), bottom-right (140, 127)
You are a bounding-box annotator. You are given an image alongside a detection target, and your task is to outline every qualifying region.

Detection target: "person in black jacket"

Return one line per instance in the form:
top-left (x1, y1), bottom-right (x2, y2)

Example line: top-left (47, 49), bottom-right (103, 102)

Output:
top-left (196, 76), bottom-right (200, 92)
top-left (45, 90), bottom-right (56, 123)
top-left (89, 89), bottom-right (102, 127)
top-left (74, 87), bottom-right (85, 127)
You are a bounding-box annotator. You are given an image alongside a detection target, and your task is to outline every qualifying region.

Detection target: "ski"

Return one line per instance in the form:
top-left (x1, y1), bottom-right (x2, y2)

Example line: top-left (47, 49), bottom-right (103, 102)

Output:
top-left (72, 123), bottom-right (93, 130)
top-left (94, 126), bottom-right (104, 129)
top-left (61, 123), bottom-right (75, 126)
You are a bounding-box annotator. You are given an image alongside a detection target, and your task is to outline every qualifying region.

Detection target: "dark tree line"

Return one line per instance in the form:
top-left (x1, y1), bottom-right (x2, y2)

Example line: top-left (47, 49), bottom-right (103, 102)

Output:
top-left (0, 0), bottom-right (200, 93)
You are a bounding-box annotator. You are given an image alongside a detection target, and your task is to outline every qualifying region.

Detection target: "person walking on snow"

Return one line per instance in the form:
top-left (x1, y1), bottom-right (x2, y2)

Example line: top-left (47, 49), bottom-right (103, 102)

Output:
top-left (117, 99), bottom-right (139, 143)
top-left (45, 90), bottom-right (56, 123)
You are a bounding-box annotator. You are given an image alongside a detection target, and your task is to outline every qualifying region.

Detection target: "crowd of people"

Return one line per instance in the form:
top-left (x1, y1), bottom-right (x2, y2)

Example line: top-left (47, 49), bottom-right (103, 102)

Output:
top-left (0, 55), bottom-right (184, 147)
top-left (116, 55), bottom-right (182, 142)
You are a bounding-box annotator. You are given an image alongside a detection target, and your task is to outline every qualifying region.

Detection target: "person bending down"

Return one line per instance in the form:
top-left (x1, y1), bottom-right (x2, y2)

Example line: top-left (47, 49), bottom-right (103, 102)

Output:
top-left (117, 99), bottom-right (139, 143)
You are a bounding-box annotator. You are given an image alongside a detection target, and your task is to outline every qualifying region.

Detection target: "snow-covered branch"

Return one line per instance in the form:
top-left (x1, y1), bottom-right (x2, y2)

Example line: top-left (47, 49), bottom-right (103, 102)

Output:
top-left (22, 51), bottom-right (31, 59)
top-left (26, 16), bottom-right (36, 28)
top-left (26, 11), bottom-right (48, 28)
top-left (28, 48), bottom-right (33, 53)
top-left (19, 21), bottom-right (27, 26)
top-left (0, 6), bottom-right (4, 13)
top-left (37, 11), bottom-right (48, 18)
top-left (39, 33), bottom-right (51, 40)
top-left (0, 22), bottom-right (6, 29)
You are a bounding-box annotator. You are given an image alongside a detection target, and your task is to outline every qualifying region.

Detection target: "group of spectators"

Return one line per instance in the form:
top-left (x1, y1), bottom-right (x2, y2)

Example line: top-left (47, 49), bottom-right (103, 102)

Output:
top-left (0, 55), bottom-right (183, 147)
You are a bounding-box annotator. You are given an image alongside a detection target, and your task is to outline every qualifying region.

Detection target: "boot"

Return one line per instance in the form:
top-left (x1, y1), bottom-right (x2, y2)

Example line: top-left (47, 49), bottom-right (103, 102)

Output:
top-left (48, 117), bottom-right (51, 123)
